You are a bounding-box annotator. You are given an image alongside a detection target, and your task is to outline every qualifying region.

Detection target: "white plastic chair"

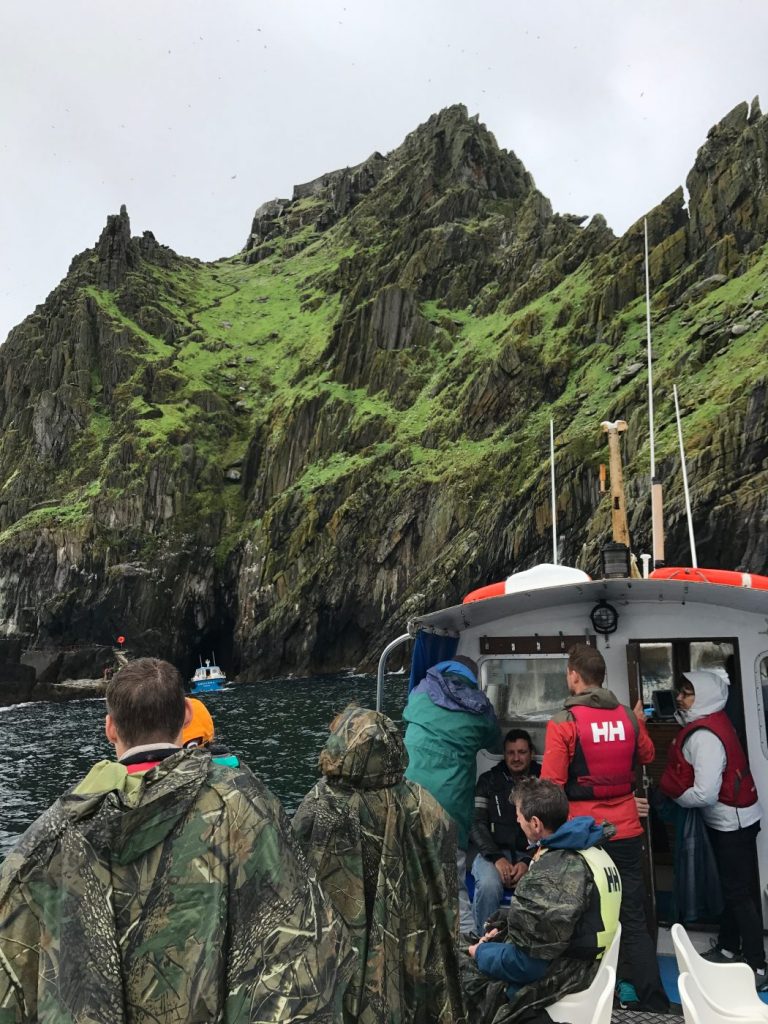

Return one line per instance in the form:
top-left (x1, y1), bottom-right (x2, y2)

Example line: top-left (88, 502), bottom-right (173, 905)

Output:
top-left (679, 972), bottom-right (768, 1024)
top-left (671, 923), bottom-right (768, 1020)
top-left (548, 965), bottom-right (615, 1024)
top-left (547, 923), bottom-right (622, 1021)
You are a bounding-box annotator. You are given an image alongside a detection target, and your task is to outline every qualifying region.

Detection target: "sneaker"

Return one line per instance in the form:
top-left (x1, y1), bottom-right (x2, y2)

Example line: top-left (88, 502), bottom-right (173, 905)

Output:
top-left (701, 943), bottom-right (742, 964)
top-left (616, 979), bottom-right (641, 1010)
top-left (753, 967), bottom-right (768, 992)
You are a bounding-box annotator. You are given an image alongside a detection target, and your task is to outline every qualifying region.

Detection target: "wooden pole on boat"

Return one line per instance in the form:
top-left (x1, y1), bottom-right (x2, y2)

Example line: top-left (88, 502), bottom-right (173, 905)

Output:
top-left (673, 384), bottom-right (698, 568)
top-left (601, 419), bottom-right (630, 546)
top-left (645, 218), bottom-right (666, 567)
top-left (550, 418), bottom-right (558, 565)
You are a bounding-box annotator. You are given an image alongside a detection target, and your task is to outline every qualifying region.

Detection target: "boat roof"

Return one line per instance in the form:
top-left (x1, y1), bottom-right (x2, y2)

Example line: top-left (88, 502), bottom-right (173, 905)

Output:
top-left (409, 577), bottom-right (768, 636)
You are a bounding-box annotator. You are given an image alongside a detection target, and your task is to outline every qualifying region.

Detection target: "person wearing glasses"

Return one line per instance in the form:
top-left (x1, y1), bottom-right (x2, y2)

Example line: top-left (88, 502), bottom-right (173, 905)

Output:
top-left (660, 669), bottom-right (766, 990)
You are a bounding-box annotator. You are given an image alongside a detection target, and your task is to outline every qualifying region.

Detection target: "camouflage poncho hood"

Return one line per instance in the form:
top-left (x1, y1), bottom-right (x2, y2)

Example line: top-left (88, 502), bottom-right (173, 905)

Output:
top-left (294, 707), bottom-right (466, 1024)
top-left (0, 747), bottom-right (353, 1023)
top-left (71, 750), bottom-right (208, 863)
top-left (318, 704), bottom-right (407, 788)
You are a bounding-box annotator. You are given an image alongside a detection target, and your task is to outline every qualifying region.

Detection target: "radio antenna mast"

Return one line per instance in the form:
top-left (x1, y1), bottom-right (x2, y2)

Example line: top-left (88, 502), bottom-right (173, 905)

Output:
top-left (550, 418), bottom-right (558, 564)
top-left (673, 384), bottom-right (698, 568)
top-left (645, 218), bottom-right (665, 567)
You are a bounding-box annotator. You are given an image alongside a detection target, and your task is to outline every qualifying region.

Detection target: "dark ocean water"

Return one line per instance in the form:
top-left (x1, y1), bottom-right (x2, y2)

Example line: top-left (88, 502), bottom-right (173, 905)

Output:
top-left (0, 673), bottom-right (409, 859)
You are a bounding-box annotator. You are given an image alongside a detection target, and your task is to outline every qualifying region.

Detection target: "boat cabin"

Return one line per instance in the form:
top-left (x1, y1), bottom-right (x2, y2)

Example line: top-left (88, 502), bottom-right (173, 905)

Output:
top-left (381, 571), bottom-right (768, 928)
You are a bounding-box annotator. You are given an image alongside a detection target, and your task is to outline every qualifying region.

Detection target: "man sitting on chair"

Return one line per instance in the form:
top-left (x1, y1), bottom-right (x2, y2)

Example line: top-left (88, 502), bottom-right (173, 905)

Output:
top-left (469, 729), bottom-right (540, 935)
top-left (466, 779), bottom-right (621, 1021)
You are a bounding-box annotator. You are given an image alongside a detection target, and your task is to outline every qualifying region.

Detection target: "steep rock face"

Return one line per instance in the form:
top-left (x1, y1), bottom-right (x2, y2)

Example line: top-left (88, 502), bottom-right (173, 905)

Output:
top-left (0, 102), bottom-right (767, 698)
top-left (687, 99), bottom-right (768, 258)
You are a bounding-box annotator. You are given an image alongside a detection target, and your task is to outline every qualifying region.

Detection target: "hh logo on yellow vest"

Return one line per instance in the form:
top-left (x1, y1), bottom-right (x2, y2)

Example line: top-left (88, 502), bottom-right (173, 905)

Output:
top-left (590, 720), bottom-right (626, 742)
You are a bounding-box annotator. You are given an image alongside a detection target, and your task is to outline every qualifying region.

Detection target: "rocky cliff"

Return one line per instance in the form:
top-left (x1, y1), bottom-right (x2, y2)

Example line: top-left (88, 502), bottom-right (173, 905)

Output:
top-left (1, 100), bottom-right (767, 696)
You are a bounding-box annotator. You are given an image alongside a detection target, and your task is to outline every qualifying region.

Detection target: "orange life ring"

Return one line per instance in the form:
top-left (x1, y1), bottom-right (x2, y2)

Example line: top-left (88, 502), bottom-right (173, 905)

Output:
top-left (650, 566), bottom-right (768, 590)
top-left (463, 582), bottom-right (506, 603)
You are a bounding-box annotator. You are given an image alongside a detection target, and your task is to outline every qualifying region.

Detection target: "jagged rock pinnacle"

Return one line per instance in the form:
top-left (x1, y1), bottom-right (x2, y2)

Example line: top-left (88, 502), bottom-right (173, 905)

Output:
top-left (95, 206), bottom-right (135, 289)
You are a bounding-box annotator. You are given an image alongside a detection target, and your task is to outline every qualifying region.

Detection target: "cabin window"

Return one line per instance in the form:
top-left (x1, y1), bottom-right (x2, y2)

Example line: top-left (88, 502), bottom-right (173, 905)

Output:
top-left (635, 640), bottom-right (736, 704)
top-left (631, 637), bottom-right (744, 746)
top-left (758, 655), bottom-right (768, 759)
top-left (637, 642), bottom-right (674, 706)
top-left (480, 655), bottom-right (569, 751)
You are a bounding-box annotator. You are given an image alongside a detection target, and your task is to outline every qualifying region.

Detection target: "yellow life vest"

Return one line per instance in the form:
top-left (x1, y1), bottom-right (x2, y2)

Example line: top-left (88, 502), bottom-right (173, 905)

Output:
top-left (576, 845), bottom-right (622, 959)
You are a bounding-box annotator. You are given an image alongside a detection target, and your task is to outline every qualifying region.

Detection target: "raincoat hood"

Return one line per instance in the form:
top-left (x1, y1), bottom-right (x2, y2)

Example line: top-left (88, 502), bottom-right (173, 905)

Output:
top-left (433, 659), bottom-right (477, 685)
top-left (412, 664), bottom-right (496, 719)
top-left (53, 747), bottom-right (211, 865)
top-left (319, 705), bottom-right (407, 789)
top-left (539, 815), bottom-right (607, 851)
top-left (564, 687), bottom-right (620, 711)
top-left (676, 668), bottom-right (729, 724)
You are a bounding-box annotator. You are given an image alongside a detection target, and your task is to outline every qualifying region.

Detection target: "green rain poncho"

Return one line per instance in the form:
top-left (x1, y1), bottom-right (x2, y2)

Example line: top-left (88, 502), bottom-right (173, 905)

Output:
top-left (0, 748), bottom-right (353, 1023)
top-left (293, 706), bottom-right (466, 1024)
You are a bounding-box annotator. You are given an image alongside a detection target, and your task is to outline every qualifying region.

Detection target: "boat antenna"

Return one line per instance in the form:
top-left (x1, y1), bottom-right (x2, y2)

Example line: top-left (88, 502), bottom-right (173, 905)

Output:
top-left (645, 217), bottom-right (665, 567)
top-left (549, 418), bottom-right (558, 564)
top-left (673, 384), bottom-right (698, 568)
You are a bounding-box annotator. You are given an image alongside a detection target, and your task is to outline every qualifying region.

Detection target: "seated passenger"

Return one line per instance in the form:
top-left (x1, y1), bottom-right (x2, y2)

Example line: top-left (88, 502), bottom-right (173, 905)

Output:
top-left (469, 729), bottom-right (541, 934)
top-left (659, 669), bottom-right (767, 990)
top-left (182, 695), bottom-right (239, 766)
top-left (0, 658), bottom-right (352, 1022)
top-left (466, 778), bottom-right (621, 1021)
top-left (403, 656), bottom-right (501, 933)
top-left (293, 705), bottom-right (465, 1024)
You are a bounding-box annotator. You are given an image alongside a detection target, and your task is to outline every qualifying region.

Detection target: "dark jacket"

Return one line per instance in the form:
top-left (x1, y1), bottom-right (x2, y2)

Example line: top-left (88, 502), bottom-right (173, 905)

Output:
top-left (469, 761), bottom-right (541, 867)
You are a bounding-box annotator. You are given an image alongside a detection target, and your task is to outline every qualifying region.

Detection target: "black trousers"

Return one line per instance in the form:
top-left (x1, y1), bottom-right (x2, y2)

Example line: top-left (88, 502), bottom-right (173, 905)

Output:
top-left (607, 834), bottom-right (669, 1010)
top-left (706, 821), bottom-right (765, 969)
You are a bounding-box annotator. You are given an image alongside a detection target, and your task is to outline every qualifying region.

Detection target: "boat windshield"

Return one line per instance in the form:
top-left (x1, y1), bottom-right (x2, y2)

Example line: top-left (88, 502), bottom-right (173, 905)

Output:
top-left (480, 655), bottom-right (569, 750)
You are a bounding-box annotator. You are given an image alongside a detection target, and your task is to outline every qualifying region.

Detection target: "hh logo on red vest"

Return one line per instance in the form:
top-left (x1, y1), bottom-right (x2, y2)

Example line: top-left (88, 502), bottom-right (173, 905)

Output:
top-left (590, 720), bottom-right (626, 742)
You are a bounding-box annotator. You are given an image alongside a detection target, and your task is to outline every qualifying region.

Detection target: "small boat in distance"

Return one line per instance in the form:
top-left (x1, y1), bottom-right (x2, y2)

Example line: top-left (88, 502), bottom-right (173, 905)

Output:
top-left (190, 656), bottom-right (227, 694)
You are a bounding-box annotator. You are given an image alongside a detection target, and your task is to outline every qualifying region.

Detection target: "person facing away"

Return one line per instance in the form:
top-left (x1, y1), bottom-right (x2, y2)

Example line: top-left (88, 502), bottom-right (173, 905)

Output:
top-left (182, 695), bottom-right (239, 766)
top-left (292, 705), bottom-right (465, 1024)
top-left (659, 669), bottom-right (767, 989)
top-left (0, 658), bottom-right (353, 1024)
top-left (466, 778), bottom-right (621, 1021)
top-left (540, 641), bottom-right (670, 1012)
top-left (402, 655), bottom-right (501, 934)
top-left (469, 729), bottom-right (541, 934)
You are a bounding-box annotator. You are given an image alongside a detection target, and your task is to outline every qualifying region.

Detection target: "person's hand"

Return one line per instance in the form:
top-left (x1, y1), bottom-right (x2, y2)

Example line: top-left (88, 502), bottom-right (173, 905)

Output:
top-left (495, 858), bottom-right (515, 886)
top-left (485, 909), bottom-right (509, 939)
top-left (633, 699), bottom-right (646, 722)
top-left (468, 942), bottom-right (479, 958)
top-left (508, 861), bottom-right (528, 885)
top-left (635, 796), bottom-right (650, 818)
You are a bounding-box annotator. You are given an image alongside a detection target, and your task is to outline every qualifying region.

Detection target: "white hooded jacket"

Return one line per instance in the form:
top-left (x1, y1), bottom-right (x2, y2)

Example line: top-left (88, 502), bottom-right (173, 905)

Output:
top-left (674, 669), bottom-right (761, 831)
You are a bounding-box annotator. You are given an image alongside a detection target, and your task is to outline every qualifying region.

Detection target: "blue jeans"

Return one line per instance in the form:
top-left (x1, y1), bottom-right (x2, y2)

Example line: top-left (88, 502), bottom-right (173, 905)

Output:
top-left (475, 939), bottom-right (550, 999)
top-left (472, 850), bottom-right (513, 934)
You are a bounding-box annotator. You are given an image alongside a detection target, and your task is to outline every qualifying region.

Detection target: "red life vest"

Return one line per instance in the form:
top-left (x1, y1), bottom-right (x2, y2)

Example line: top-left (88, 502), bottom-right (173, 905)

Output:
top-left (565, 704), bottom-right (637, 800)
top-left (659, 711), bottom-right (758, 808)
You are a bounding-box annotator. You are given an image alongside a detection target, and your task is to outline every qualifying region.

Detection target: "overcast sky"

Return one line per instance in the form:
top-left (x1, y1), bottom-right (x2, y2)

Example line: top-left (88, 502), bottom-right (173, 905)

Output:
top-left (2, 0), bottom-right (767, 342)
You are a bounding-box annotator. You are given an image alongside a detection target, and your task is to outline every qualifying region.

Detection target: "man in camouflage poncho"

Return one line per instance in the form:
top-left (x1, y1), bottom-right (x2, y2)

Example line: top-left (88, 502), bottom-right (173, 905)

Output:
top-left (293, 706), bottom-right (466, 1024)
top-left (0, 658), bottom-right (353, 1023)
top-left (463, 779), bottom-right (621, 1024)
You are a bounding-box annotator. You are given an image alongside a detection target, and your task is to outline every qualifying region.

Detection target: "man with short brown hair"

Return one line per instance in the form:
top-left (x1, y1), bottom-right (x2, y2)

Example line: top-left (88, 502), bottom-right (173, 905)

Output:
top-left (0, 657), bottom-right (352, 1023)
top-left (469, 729), bottom-right (540, 933)
top-left (541, 642), bottom-right (668, 1012)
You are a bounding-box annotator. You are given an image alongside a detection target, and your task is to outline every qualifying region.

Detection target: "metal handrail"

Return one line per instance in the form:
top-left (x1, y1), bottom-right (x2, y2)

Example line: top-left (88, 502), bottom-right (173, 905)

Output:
top-left (376, 633), bottom-right (411, 712)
